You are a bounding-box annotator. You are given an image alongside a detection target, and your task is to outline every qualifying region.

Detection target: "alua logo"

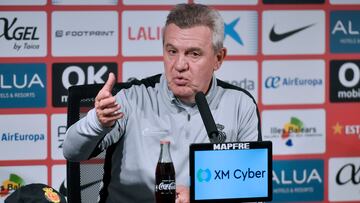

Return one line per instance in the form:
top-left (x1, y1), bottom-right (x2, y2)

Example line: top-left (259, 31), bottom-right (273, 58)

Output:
top-left (197, 169), bottom-right (211, 182)
top-left (0, 17), bottom-right (40, 41)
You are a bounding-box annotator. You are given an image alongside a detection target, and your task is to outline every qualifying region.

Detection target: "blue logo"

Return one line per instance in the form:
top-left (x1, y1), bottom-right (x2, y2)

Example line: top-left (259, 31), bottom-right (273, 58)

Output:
top-left (197, 168), bottom-right (211, 182)
top-left (272, 160), bottom-right (324, 202)
top-left (0, 63), bottom-right (46, 108)
top-left (264, 76), bottom-right (322, 89)
top-left (330, 11), bottom-right (360, 53)
top-left (224, 18), bottom-right (243, 46)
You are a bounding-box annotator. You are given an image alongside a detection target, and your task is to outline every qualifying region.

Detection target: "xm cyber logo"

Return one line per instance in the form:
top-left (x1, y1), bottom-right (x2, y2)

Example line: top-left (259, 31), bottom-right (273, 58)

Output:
top-left (197, 168), bottom-right (266, 182)
top-left (0, 174), bottom-right (25, 197)
top-left (224, 18), bottom-right (243, 46)
top-left (330, 60), bottom-right (360, 102)
top-left (197, 169), bottom-right (211, 182)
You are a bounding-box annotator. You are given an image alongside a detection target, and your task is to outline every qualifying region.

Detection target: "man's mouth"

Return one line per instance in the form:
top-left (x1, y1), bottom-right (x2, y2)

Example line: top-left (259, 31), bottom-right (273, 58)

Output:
top-left (173, 77), bottom-right (188, 86)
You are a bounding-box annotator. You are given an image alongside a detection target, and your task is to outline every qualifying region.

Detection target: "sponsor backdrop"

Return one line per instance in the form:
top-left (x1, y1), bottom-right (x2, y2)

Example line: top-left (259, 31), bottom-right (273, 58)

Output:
top-left (0, 0), bottom-right (359, 202)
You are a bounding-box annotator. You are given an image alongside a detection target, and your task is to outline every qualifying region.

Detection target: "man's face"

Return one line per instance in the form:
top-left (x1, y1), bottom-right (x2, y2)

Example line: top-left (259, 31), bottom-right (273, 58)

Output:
top-left (163, 24), bottom-right (225, 103)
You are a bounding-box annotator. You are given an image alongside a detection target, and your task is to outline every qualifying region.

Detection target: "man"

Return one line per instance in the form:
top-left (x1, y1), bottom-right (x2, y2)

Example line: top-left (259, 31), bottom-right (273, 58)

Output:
top-left (63, 3), bottom-right (261, 203)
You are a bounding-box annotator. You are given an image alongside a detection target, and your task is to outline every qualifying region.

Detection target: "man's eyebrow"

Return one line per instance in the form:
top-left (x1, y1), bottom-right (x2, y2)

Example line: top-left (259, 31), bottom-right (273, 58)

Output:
top-left (165, 43), bottom-right (176, 49)
top-left (185, 47), bottom-right (202, 52)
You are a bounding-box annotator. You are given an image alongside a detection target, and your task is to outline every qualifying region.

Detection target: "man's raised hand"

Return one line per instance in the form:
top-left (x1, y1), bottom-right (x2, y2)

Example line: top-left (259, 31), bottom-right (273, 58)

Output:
top-left (95, 73), bottom-right (123, 127)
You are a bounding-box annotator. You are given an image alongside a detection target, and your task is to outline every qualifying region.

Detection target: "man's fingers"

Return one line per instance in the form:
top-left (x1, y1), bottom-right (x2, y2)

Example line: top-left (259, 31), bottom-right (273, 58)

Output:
top-left (100, 105), bottom-right (121, 116)
top-left (102, 72), bottom-right (116, 93)
top-left (97, 96), bottom-right (117, 110)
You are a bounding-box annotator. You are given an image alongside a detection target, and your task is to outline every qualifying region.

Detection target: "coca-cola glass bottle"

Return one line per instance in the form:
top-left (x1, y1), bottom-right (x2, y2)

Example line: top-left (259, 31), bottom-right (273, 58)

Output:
top-left (155, 140), bottom-right (176, 203)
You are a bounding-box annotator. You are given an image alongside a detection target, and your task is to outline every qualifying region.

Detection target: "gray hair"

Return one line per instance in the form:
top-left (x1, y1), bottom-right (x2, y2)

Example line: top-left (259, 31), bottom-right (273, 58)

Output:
top-left (164, 3), bottom-right (224, 53)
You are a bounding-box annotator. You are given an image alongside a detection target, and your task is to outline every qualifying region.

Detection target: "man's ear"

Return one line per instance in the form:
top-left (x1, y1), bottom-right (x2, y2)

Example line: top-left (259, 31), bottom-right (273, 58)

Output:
top-left (214, 47), bottom-right (227, 71)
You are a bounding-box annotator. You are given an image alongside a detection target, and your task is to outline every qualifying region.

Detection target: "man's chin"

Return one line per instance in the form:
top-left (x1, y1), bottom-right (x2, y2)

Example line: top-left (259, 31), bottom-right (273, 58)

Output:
top-left (171, 88), bottom-right (194, 100)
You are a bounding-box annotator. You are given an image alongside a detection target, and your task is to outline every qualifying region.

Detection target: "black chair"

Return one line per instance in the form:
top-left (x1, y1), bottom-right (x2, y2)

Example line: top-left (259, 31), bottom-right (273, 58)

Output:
top-left (65, 83), bottom-right (131, 203)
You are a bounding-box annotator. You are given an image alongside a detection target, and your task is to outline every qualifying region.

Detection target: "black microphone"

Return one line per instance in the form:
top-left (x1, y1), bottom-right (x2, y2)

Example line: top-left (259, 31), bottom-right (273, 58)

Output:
top-left (195, 92), bottom-right (219, 143)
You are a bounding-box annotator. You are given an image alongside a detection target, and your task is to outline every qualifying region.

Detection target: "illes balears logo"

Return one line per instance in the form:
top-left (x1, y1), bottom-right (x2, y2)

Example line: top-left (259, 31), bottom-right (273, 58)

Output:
top-left (0, 173), bottom-right (25, 197)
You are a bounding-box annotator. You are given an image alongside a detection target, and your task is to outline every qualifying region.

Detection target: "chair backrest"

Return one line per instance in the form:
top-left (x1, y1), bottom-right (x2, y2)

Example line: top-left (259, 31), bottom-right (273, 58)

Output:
top-left (66, 83), bottom-right (129, 203)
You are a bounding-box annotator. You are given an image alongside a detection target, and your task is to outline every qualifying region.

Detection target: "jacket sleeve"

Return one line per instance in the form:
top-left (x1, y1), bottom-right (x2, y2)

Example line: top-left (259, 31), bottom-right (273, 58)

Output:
top-left (62, 108), bottom-right (114, 161)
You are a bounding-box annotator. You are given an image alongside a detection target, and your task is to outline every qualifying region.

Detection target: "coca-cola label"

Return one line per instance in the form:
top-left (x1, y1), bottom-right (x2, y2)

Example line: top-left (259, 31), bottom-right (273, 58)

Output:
top-left (155, 180), bottom-right (176, 192)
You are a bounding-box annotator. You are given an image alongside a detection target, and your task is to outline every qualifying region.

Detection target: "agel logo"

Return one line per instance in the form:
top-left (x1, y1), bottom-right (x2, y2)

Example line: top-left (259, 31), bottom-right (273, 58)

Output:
top-left (52, 63), bottom-right (117, 107)
top-left (330, 60), bottom-right (360, 102)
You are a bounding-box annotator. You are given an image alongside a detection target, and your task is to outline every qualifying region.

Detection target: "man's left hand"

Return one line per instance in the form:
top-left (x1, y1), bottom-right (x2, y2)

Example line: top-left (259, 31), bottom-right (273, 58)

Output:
top-left (176, 185), bottom-right (190, 203)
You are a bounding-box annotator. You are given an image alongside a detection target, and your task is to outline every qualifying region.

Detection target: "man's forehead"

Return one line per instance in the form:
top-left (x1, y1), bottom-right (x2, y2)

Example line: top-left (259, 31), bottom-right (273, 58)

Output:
top-left (163, 24), bottom-right (213, 49)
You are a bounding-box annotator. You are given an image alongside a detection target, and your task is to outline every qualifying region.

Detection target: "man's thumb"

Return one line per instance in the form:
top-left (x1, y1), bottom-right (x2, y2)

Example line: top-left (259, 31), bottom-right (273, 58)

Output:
top-left (102, 72), bottom-right (116, 92)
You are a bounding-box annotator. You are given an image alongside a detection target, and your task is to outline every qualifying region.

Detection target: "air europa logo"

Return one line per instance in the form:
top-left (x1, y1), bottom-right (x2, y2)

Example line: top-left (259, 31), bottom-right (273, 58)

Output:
top-left (264, 76), bottom-right (322, 89)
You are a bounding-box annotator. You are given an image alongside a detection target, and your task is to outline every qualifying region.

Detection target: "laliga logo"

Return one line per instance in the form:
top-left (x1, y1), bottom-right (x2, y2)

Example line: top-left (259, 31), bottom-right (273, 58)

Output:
top-left (197, 169), bottom-right (211, 182)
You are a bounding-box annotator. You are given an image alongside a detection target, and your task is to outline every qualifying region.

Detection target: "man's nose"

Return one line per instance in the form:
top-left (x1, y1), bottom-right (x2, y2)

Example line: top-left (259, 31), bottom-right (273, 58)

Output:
top-left (174, 55), bottom-right (189, 72)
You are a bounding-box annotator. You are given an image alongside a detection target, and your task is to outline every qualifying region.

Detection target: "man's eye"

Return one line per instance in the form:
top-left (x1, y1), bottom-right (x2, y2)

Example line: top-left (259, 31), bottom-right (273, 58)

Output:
top-left (190, 52), bottom-right (200, 57)
top-left (168, 49), bottom-right (177, 55)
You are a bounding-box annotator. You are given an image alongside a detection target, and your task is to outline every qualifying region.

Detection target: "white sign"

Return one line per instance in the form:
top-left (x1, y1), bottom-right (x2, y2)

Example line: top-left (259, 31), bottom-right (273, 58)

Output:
top-left (221, 11), bottom-right (258, 56)
top-left (122, 61), bottom-right (164, 82)
top-left (0, 12), bottom-right (47, 57)
top-left (329, 157), bottom-right (360, 201)
top-left (52, 0), bottom-right (117, 5)
top-left (216, 60), bottom-right (258, 101)
top-left (195, 0), bottom-right (258, 5)
top-left (0, 0), bottom-right (46, 5)
top-left (51, 114), bottom-right (67, 160)
top-left (0, 114), bottom-right (47, 160)
top-left (330, 0), bottom-right (360, 4)
top-left (262, 60), bottom-right (325, 105)
top-left (262, 109), bottom-right (326, 155)
top-left (52, 11), bottom-right (118, 56)
top-left (122, 11), bottom-right (168, 56)
top-left (123, 0), bottom-right (186, 5)
top-left (0, 166), bottom-right (47, 201)
top-left (52, 165), bottom-right (67, 195)
top-left (262, 10), bottom-right (325, 55)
